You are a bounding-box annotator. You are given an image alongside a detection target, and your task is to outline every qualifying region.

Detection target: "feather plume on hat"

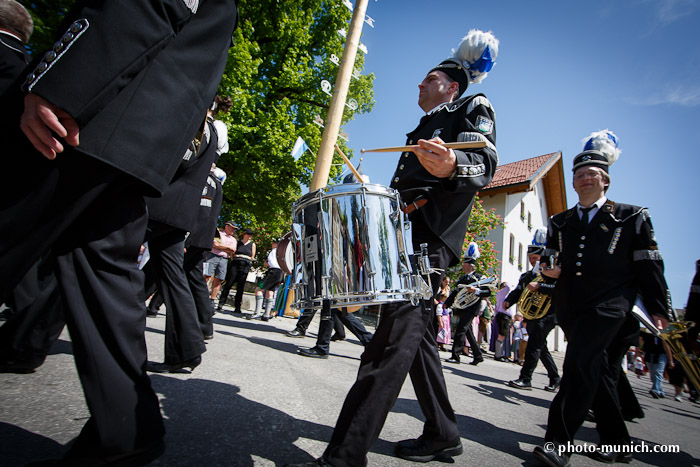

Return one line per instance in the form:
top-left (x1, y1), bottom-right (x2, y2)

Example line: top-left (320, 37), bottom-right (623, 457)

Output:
top-left (452, 29), bottom-right (500, 84)
top-left (463, 242), bottom-right (481, 263)
top-left (581, 130), bottom-right (621, 167)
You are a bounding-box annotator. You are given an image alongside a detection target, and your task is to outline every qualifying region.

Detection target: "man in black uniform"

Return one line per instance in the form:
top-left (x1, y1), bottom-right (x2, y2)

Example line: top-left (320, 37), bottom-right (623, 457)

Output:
top-left (0, 0), bottom-right (31, 94)
top-left (287, 29), bottom-right (500, 467)
top-left (533, 130), bottom-right (672, 467)
top-left (0, 1), bottom-right (238, 464)
top-left (444, 242), bottom-right (492, 366)
top-left (505, 229), bottom-right (560, 392)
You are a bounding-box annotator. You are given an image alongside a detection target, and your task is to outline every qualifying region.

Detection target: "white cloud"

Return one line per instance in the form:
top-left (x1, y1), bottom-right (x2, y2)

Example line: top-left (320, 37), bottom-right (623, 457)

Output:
top-left (654, 0), bottom-right (698, 25)
top-left (627, 84), bottom-right (700, 107)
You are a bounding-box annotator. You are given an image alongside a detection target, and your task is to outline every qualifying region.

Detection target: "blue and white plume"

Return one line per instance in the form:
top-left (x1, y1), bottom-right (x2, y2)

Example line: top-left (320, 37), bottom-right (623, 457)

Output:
top-left (452, 29), bottom-right (499, 84)
top-left (581, 130), bottom-right (621, 167)
top-left (464, 241), bottom-right (481, 261)
top-left (532, 227), bottom-right (547, 247)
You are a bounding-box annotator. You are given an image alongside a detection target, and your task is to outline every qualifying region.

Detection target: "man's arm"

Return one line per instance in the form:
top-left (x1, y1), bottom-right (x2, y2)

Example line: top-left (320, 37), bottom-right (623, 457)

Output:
top-left (19, 0), bottom-right (196, 157)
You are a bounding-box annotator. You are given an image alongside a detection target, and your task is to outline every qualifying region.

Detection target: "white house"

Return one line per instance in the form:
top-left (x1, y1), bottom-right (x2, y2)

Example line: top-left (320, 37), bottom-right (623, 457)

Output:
top-left (479, 151), bottom-right (568, 351)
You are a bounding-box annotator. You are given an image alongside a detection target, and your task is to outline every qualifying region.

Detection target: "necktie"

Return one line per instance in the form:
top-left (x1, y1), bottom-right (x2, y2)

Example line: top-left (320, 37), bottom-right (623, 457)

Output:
top-left (579, 206), bottom-right (593, 224)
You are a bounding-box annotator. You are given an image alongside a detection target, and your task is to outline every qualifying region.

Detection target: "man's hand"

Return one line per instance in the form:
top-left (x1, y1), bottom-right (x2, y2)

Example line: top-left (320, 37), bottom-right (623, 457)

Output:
top-left (20, 93), bottom-right (79, 160)
top-left (541, 264), bottom-right (561, 279)
top-left (413, 137), bottom-right (457, 178)
top-left (526, 282), bottom-right (540, 291)
top-left (465, 286), bottom-right (476, 293)
top-left (652, 314), bottom-right (669, 331)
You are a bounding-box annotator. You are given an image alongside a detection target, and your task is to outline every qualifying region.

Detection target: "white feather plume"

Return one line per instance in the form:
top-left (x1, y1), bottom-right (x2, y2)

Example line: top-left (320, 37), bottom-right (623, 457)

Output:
top-left (581, 129), bottom-right (621, 167)
top-left (464, 241), bottom-right (481, 260)
top-left (452, 29), bottom-right (499, 84)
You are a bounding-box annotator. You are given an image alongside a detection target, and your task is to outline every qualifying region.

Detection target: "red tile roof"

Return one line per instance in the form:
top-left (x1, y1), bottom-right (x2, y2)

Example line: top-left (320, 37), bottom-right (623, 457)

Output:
top-left (483, 152), bottom-right (559, 190)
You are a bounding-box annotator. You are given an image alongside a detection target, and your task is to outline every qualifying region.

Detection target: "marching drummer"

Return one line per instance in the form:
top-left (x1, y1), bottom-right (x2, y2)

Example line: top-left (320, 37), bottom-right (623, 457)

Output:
top-left (287, 29), bottom-right (500, 467)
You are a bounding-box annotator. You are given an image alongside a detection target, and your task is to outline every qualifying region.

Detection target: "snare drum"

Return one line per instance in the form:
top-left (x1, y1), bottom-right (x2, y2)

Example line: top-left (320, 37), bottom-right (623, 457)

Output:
top-left (289, 183), bottom-right (416, 310)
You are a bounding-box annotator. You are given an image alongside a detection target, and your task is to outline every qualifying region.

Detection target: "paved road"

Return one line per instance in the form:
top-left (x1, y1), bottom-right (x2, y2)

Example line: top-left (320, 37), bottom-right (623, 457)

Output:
top-left (1, 308), bottom-right (699, 466)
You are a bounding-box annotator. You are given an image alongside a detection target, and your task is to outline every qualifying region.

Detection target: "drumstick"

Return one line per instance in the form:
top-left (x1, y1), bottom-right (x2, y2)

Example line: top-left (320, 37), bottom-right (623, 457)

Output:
top-left (361, 141), bottom-right (487, 153)
top-left (334, 143), bottom-right (364, 181)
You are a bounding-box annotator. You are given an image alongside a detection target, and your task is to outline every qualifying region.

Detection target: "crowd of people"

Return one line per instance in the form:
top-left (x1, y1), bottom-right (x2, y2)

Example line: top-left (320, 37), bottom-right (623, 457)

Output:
top-left (1, 2), bottom-right (699, 466)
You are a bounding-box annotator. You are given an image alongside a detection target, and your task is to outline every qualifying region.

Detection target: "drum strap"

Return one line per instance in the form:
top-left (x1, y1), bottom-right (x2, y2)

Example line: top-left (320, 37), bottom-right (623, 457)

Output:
top-left (401, 198), bottom-right (428, 214)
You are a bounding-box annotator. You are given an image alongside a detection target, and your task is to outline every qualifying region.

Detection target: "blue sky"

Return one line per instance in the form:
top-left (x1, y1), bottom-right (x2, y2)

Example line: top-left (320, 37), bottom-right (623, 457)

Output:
top-left (337, 0), bottom-right (700, 310)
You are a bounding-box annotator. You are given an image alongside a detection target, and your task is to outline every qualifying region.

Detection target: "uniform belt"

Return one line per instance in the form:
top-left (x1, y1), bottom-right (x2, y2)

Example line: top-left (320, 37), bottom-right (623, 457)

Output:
top-left (233, 255), bottom-right (252, 261)
top-left (401, 198), bottom-right (428, 215)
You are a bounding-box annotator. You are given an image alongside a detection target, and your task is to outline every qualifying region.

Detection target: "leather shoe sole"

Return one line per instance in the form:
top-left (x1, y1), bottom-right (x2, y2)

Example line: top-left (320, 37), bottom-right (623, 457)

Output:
top-left (588, 450), bottom-right (632, 464)
top-left (507, 380), bottom-right (532, 390)
top-left (470, 357), bottom-right (484, 366)
top-left (444, 357), bottom-right (460, 364)
top-left (395, 436), bottom-right (463, 462)
top-left (286, 330), bottom-right (306, 338)
top-left (533, 445), bottom-right (570, 467)
top-left (147, 356), bottom-right (202, 373)
top-left (298, 347), bottom-right (328, 359)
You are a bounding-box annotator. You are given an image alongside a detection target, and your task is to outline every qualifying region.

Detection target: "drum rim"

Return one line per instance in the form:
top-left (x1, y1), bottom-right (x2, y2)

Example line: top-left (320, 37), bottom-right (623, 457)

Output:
top-left (293, 182), bottom-right (399, 211)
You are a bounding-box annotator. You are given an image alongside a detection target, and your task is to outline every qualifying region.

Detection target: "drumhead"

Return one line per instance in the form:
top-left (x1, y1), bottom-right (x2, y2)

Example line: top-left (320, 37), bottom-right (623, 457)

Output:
top-left (293, 182), bottom-right (399, 212)
top-left (276, 232), bottom-right (294, 275)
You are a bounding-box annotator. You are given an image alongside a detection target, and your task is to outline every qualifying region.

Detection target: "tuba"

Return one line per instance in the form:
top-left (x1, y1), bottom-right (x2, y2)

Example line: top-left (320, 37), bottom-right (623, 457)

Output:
top-left (518, 275), bottom-right (552, 320)
top-left (657, 322), bottom-right (700, 394)
top-left (453, 276), bottom-right (496, 309)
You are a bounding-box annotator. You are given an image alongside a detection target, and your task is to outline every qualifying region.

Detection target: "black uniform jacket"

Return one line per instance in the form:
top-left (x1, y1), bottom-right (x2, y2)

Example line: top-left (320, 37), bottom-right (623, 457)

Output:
top-left (390, 94), bottom-right (498, 263)
top-left (0, 31), bottom-right (29, 94)
top-left (505, 268), bottom-right (556, 319)
top-left (16, 0), bottom-right (238, 195)
top-left (146, 121), bottom-right (219, 232)
top-left (546, 200), bottom-right (671, 320)
top-left (444, 271), bottom-right (492, 312)
top-left (186, 173), bottom-right (224, 250)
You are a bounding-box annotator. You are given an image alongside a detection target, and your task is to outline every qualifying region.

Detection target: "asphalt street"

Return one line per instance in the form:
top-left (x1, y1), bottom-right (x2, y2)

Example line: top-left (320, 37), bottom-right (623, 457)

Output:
top-left (1, 307), bottom-right (699, 466)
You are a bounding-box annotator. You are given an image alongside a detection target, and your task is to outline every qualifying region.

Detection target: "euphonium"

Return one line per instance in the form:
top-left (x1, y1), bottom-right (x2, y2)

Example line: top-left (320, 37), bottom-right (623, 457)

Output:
top-left (453, 276), bottom-right (496, 309)
top-left (517, 276), bottom-right (552, 320)
top-left (658, 321), bottom-right (700, 394)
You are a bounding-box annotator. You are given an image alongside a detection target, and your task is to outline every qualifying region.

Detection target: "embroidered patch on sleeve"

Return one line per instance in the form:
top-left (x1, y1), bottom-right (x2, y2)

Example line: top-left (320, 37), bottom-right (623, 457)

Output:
top-left (475, 115), bottom-right (493, 134)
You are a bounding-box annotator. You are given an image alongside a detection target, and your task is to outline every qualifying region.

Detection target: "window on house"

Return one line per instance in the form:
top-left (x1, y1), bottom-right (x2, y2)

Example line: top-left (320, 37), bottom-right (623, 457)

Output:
top-left (520, 201), bottom-right (525, 221)
top-left (509, 234), bottom-right (515, 264)
top-left (518, 243), bottom-right (523, 271)
top-left (527, 212), bottom-right (532, 231)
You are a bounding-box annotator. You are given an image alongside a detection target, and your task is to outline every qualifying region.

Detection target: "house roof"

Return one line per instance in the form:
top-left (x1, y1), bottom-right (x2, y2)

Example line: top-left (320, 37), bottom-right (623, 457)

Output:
top-left (479, 151), bottom-right (568, 216)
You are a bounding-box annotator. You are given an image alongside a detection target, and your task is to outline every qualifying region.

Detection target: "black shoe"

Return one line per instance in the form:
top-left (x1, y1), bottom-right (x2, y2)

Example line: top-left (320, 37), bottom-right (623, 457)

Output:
top-left (146, 311), bottom-right (158, 317)
top-left (470, 356), bottom-right (484, 366)
top-left (298, 347), bottom-right (328, 359)
top-left (649, 390), bottom-right (660, 399)
top-left (444, 357), bottom-right (460, 364)
top-left (533, 444), bottom-right (570, 467)
top-left (0, 359), bottom-right (39, 374)
top-left (330, 334), bottom-right (345, 341)
top-left (286, 329), bottom-right (306, 338)
top-left (588, 449), bottom-right (632, 464)
top-left (507, 378), bottom-right (532, 390)
top-left (261, 316), bottom-right (269, 321)
top-left (544, 379), bottom-right (561, 392)
top-left (203, 334), bottom-right (214, 340)
top-left (395, 435), bottom-right (462, 462)
top-left (147, 356), bottom-right (202, 373)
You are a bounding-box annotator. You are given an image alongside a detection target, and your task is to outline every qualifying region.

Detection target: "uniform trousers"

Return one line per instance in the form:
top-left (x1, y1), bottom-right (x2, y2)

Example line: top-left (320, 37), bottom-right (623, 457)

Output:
top-left (519, 313), bottom-right (559, 382)
top-left (323, 243), bottom-right (458, 467)
top-left (145, 221), bottom-right (206, 365)
top-left (0, 151), bottom-right (164, 454)
top-left (184, 247), bottom-right (215, 337)
top-left (450, 304), bottom-right (483, 361)
top-left (218, 258), bottom-right (251, 311)
top-left (315, 308), bottom-right (374, 354)
top-left (546, 309), bottom-right (638, 446)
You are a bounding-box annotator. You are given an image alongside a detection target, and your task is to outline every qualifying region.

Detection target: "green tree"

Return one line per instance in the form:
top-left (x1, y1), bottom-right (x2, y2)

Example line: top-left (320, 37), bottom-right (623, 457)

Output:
top-left (217, 0), bottom-right (375, 261)
top-left (20, 0), bottom-right (76, 54)
top-left (447, 196), bottom-right (504, 283)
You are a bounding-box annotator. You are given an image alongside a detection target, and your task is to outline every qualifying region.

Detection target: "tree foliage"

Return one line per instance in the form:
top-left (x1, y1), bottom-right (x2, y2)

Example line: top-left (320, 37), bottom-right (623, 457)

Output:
top-left (20, 0), bottom-right (76, 54)
top-left (447, 196), bottom-right (505, 283)
top-left (217, 0), bottom-right (375, 261)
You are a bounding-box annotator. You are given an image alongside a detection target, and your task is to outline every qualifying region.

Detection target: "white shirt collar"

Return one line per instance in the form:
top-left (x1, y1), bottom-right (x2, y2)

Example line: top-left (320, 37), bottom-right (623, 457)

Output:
top-left (576, 196), bottom-right (607, 221)
top-left (426, 102), bottom-right (449, 115)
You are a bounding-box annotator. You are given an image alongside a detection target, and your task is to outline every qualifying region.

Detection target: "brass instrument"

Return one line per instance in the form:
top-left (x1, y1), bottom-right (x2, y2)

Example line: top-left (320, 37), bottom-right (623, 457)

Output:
top-left (657, 322), bottom-right (700, 394)
top-left (453, 276), bottom-right (496, 309)
top-left (518, 276), bottom-right (552, 320)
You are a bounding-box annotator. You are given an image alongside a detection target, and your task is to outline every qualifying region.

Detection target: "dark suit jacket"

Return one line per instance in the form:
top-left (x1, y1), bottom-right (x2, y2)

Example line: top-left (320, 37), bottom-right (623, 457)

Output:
top-left (546, 200), bottom-right (671, 322)
top-left (146, 120), bottom-right (219, 232)
top-left (390, 94), bottom-right (498, 263)
top-left (0, 31), bottom-right (29, 94)
top-left (17, 0), bottom-right (238, 195)
top-left (186, 172), bottom-right (223, 250)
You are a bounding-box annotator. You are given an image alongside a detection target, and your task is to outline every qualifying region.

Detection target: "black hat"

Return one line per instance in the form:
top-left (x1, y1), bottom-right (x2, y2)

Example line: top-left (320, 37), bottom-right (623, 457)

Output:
top-left (572, 130), bottom-right (620, 174)
top-left (430, 59), bottom-right (469, 98)
top-left (241, 228), bottom-right (254, 235)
